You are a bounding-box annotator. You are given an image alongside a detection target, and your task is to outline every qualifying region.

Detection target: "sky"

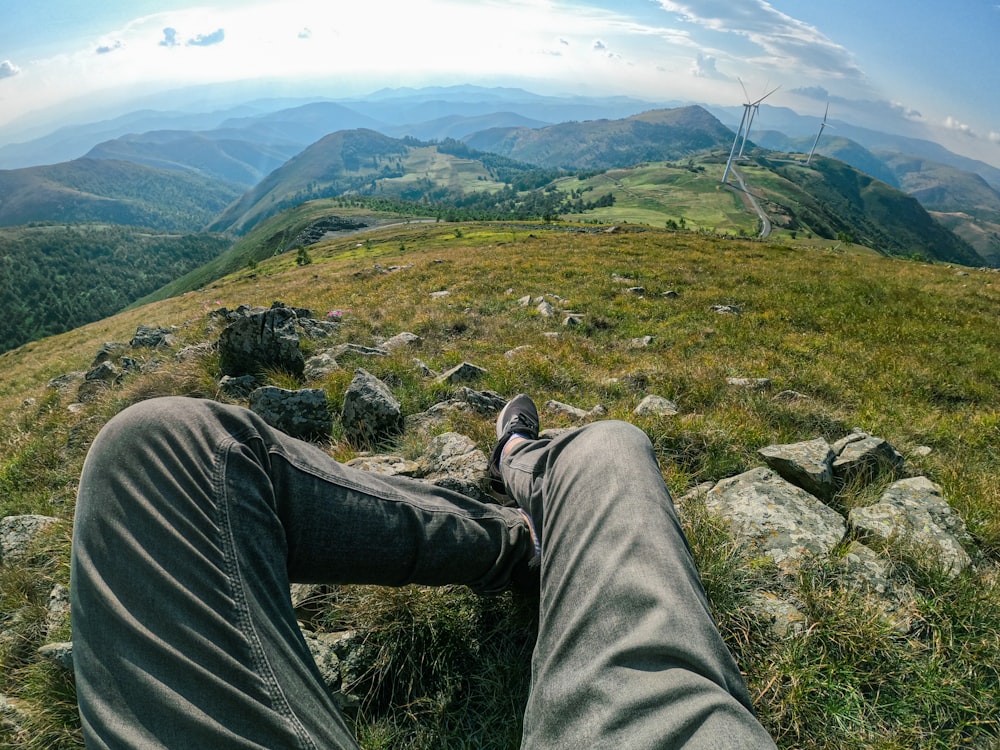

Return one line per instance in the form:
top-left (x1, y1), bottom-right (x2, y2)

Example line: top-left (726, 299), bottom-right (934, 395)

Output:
top-left (1, 0), bottom-right (999, 167)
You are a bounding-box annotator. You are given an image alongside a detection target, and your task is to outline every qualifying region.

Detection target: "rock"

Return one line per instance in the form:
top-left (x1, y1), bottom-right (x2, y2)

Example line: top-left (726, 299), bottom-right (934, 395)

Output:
top-left (436, 362), bottom-right (487, 385)
top-left (703, 467), bottom-right (846, 573)
top-left (749, 592), bottom-right (807, 638)
top-left (175, 342), bottom-right (214, 362)
top-left (634, 394), bottom-right (679, 417)
top-left (835, 541), bottom-right (918, 632)
top-left (544, 400), bottom-right (607, 422)
top-left (832, 433), bottom-right (905, 484)
top-left (726, 377), bottom-right (771, 391)
top-left (382, 332), bottom-right (421, 351)
top-left (330, 343), bottom-right (389, 360)
top-left (630, 336), bottom-right (654, 348)
top-left (130, 325), bottom-right (176, 349)
top-left (504, 345), bottom-right (533, 358)
top-left (218, 305), bottom-right (304, 377)
top-left (342, 370), bottom-right (403, 447)
top-left (662, 290), bottom-right (679, 298)
top-left (626, 286), bottom-right (646, 295)
top-left (219, 374), bottom-right (259, 398)
top-left (297, 318), bottom-right (342, 340)
top-left (848, 476), bottom-right (972, 577)
top-left (774, 390), bottom-right (810, 402)
top-left (419, 432), bottom-right (489, 487)
top-left (46, 584), bottom-right (71, 638)
top-left (91, 342), bottom-right (127, 366)
top-left (711, 304), bottom-right (742, 315)
top-left (758, 437), bottom-right (836, 500)
top-left (517, 295), bottom-right (532, 306)
top-left (304, 352), bottom-right (341, 380)
top-left (345, 455), bottom-right (421, 476)
top-left (0, 515), bottom-right (59, 563)
top-left (562, 313), bottom-right (585, 326)
top-left (37, 642), bottom-right (74, 671)
top-left (248, 387), bottom-right (332, 440)
top-left (0, 694), bottom-right (29, 737)
top-left (457, 388), bottom-right (507, 414)
top-left (47, 372), bottom-right (85, 393)
top-left (537, 300), bottom-right (554, 317)
top-left (430, 290), bottom-right (450, 299)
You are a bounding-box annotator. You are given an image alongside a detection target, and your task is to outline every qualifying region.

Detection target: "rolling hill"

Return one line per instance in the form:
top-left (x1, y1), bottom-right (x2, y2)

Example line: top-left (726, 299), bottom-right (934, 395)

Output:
top-left (0, 158), bottom-right (243, 231)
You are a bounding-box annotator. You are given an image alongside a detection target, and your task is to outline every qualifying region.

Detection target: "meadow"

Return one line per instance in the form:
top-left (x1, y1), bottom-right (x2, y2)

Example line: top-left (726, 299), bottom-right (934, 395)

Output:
top-left (1, 221), bottom-right (998, 748)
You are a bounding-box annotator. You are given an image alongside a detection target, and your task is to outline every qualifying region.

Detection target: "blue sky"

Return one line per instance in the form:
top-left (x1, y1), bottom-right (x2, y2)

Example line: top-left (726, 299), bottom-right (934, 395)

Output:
top-left (1, 0), bottom-right (998, 167)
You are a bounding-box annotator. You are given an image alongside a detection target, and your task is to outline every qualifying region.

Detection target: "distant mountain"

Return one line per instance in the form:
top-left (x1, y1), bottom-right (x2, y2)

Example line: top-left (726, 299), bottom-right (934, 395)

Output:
top-left (0, 158), bottom-right (243, 231)
top-left (463, 106), bottom-right (732, 169)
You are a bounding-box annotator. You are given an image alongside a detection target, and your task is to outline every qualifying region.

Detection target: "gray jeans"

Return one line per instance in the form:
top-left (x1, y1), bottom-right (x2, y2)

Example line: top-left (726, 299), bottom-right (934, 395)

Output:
top-left (71, 396), bottom-right (775, 749)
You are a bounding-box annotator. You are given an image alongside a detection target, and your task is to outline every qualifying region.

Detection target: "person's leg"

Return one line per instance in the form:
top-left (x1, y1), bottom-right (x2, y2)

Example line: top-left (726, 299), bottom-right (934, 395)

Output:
top-left (501, 419), bottom-right (776, 749)
top-left (71, 396), bottom-right (534, 749)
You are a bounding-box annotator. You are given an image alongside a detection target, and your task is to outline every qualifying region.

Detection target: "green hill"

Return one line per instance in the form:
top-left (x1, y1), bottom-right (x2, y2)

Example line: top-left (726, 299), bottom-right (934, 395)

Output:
top-left (0, 158), bottom-right (243, 231)
top-left (0, 224), bottom-right (231, 353)
top-left (1, 222), bottom-right (999, 749)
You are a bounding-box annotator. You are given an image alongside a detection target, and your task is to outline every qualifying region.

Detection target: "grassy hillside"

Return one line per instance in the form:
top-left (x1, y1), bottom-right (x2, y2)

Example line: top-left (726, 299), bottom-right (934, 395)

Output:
top-left (1, 221), bottom-right (999, 748)
top-left (0, 158), bottom-right (243, 231)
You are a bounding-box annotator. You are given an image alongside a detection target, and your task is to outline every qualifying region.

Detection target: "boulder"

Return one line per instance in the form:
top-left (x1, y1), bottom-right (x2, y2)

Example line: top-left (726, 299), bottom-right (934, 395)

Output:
top-left (758, 437), bottom-right (836, 500)
top-left (634, 394), bottom-right (679, 417)
top-left (218, 305), bottom-right (304, 377)
top-left (419, 432), bottom-right (489, 488)
top-left (848, 476), bottom-right (972, 576)
top-left (249, 387), bottom-right (332, 440)
top-left (131, 325), bottom-right (176, 349)
top-left (703, 467), bottom-right (846, 573)
top-left (342, 370), bottom-right (403, 447)
top-left (436, 362), bottom-right (486, 385)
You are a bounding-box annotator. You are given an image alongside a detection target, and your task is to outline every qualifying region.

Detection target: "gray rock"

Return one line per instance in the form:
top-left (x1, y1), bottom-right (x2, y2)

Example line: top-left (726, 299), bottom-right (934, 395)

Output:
top-left (330, 343), bottom-right (389, 359)
top-left (304, 352), bottom-right (341, 380)
top-left (630, 336), bottom-right (654, 348)
top-left (419, 432), bottom-right (489, 487)
top-left (436, 362), bottom-right (487, 385)
top-left (345, 455), bottom-right (421, 476)
top-left (626, 286), bottom-right (646, 295)
top-left (218, 305), bottom-right (304, 377)
top-left (0, 515), bottom-right (59, 563)
top-left (131, 325), bottom-right (176, 349)
top-left (249, 387), bottom-right (332, 440)
top-left (342, 370), bottom-right (403, 447)
top-left (711, 304), bottom-right (742, 314)
top-left (0, 693), bottom-right (28, 738)
top-left (297, 317), bottom-right (341, 340)
top-left (47, 372), bottom-right (85, 393)
top-left (749, 592), bottom-right (807, 638)
top-left (175, 342), bottom-right (214, 362)
top-left (832, 433), bottom-right (905, 484)
top-left (219, 374), bottom-right (259, 398)
top-left (703, 467), bottom-right (847, 573)
top-left (537, 300), bottom-right (554, 317)
top-left (835, 541), bottom-right (918, 632)
top-left (726, 377), bottom-right (771, 391)
top-left (517, 295), bottom-right (532, 306)
top-left (381, 331), bottom-right (421, 351)
top-left (458, 388), bottom-right (507, 414)
top-left (634, 394), bottom-right (679, 417)
top-left (562, 313), bottom-right (585, 326)
top-left (545, 400), bottom-right (607, 422)
top-left (848, 476), bottom-right (972, 577)
top-left (430, 290), bottom-right (450, 299)
top-left (91, 342), bottom-right (127, 366)
top-left (37, 642), bottom-right (74, 671)
top-left (758, 437), bottom-right (836, 500)
top-left (46, 584), bottom-right (71, 638)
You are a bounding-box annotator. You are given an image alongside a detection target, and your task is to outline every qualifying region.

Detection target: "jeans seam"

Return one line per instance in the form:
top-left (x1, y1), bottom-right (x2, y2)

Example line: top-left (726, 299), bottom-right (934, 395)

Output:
top-left (215, 437), bottom-right (319, 750)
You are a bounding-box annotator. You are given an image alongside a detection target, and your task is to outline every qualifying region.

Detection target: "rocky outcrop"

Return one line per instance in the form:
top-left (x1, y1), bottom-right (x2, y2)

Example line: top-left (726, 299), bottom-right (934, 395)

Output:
top-left (342, 369), bottom-right (404, 447)
top-left (218, 303), bottom-right (305, 377)
top-left (249, 387), bottom-right (332, 440)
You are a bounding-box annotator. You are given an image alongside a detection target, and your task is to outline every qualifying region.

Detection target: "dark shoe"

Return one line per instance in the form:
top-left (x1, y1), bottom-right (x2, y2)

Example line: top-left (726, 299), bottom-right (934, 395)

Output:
top-left (488, 394), bottom-right (539, 494)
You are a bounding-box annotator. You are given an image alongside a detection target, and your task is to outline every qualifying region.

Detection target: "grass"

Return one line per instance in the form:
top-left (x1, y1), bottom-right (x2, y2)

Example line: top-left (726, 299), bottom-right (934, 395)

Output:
top-left (1, 220), bottom-right (999, 747)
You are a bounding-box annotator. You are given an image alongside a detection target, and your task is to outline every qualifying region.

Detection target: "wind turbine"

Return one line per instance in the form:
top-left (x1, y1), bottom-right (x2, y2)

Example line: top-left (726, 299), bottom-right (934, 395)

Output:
top-left (806, 103), bottom-right (832, 164)
top-left (721, 79), bottom-right (780, 184)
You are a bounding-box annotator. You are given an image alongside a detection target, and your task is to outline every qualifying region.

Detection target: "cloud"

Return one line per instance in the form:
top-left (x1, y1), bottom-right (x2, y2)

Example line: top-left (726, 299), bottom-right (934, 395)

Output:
top-left (159, 28), bottom-right (180, 47)
top-left (96, 40), bottom-right (124, 55)
top-left (655, 0), bottom-right (864, 80)
top-left (0, 60), bottom-right (20, 79)
top-left (298, 28), bottom-right (312, 40)
top-left (691, 52), bottom-right (726, 79)
top-left (990, 132), bottom-right (1000, 144)
top-left (791, 87), bottom-right (923, 123)
top-left (187, 29), bottom-right (225, 47)
top-left (593, 40), bottom-right (607, 51)
top-left (944, 116), bottom-right (977, 138)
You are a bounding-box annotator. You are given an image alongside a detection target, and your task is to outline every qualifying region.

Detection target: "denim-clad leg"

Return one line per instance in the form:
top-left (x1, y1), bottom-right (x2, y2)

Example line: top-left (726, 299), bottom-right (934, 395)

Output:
top-left (71, 396), bottom-right (534, 749)
top-left (501, 421), bottom-right (776, 749)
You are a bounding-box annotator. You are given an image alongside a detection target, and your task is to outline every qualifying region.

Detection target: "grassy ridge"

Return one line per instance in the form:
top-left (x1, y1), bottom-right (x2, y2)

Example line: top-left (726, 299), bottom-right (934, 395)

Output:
top-left (1, 222), bottom-right (999, 747)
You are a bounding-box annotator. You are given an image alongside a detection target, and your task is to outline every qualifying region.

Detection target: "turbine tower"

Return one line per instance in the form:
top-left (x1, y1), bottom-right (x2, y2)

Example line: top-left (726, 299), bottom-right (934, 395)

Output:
top-left (722, 79), bottom-right (780, 184)
top-left (806, 103), bottom-right (832, 165)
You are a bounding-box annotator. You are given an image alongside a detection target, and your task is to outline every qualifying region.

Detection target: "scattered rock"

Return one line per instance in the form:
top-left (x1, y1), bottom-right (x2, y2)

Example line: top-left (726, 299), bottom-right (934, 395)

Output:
top-left (249, 387), bottom-right (332, 440)
top-left (342, 369), bottom-right (403, 447)
top-left (218, 305), bottom-right (304, 377)
top-left (630, 336), bottom-right (654, 348)
top-left (562, 313), bottom-right (585, 326)
top-left (726, 377), bottom-right (772, 391)
top-left (537, 300), bottom-right (554, 317)
top-left (832, 433), bottom-right (905, 485)
top-left (304, 352), bottom-right (341, 380)
top-left (848, 476), bottom-right (972, 577)
top-left (436, 362), bottom-right (487, 385)
top-left (37, 642), bottom-right (74, 671)
top-left (758, 437), bottom-right (836, 501)
top-left (711, 304), bottom-right (742, 315)
top-left (419, 432), bottom-right (489, 488)
top-left (544, 400), bottom-right (607, 422)
top-left (0, 515), bottom-right (59, 564)
top-left (382, 332), bottom-right (421, 351)
top-left (131, 325), bottom-right (176, 349)
top-left (634, 394), bottom-right (679, 417)
top-left (219, 374), bottom-right (260, 398)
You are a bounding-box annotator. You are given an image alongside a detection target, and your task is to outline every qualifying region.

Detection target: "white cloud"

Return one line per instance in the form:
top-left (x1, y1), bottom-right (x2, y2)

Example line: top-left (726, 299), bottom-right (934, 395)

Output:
top-left (989, 131), bottom-right (1000, 144)
top-left (691, 52), bottom-right (725, 79)
top-left (593, 39), bottom-right (607, 50)
top-left (944, 116), bottom-right (976, 138)
top-left (0, 60), bottom-right (21, 79)
top-left (655, 0), bottom-right (865, 80)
